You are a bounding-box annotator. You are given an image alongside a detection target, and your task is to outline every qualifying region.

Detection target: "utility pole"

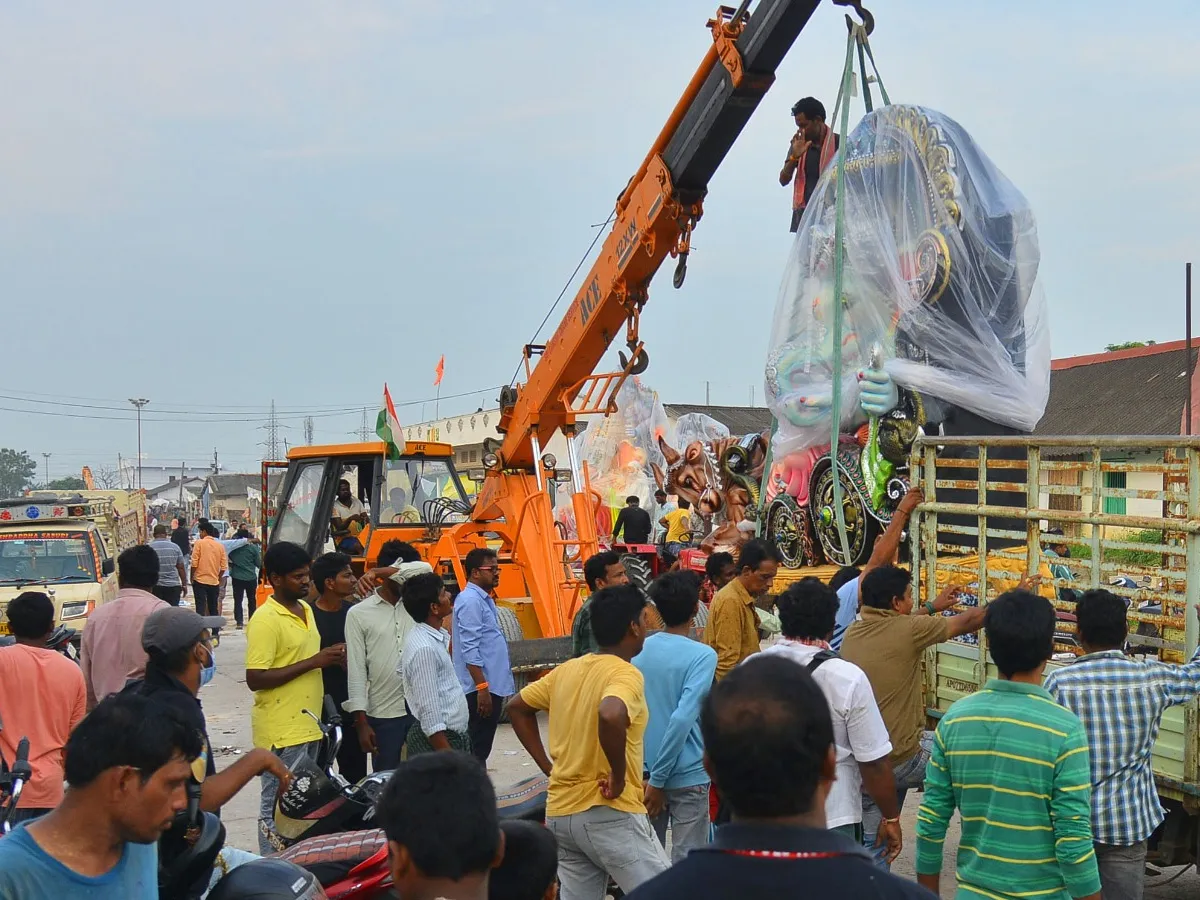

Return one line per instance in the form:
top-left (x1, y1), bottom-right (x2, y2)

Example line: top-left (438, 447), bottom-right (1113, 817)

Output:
top-left (179, 462), bottom-right (186, 507)
top-left (128, 398), bottom-right (149, 489)
top-left (211, 448), bottom-right (220, 475)
top-left (304, 416), bottom-right (314, 445)
top-left (705, 381), bottom-right (711, 405)
top-left (42, 453), bottom-right (51, 486)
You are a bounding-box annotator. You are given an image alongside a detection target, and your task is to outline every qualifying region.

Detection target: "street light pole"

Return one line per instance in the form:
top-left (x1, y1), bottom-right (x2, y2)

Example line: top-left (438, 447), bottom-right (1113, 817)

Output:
top-left (128, 398), bottom-right (149, 489)
top-left (42, 452), bottom-right (51, 487)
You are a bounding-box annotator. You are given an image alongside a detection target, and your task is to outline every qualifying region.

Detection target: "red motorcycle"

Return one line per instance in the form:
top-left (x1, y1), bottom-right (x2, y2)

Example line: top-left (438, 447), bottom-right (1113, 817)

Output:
top-left (275, 773), bottom-right (549, 899)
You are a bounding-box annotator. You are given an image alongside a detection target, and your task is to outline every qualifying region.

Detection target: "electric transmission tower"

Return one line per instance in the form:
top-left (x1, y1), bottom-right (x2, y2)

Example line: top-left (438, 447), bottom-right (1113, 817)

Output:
top-left (259, 400), bottom-right (288, 459)
top-left (304, 416), bottom-right (314, 445)
top-left (355, 408), bottom-right (372, 442)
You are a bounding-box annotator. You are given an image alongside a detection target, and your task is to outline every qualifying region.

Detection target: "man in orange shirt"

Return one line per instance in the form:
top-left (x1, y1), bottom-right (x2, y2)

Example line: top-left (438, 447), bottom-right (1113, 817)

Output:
top-left (0, 591), bottom-right (87, 823)
top-left (191, 521), bottom-right (228, 637)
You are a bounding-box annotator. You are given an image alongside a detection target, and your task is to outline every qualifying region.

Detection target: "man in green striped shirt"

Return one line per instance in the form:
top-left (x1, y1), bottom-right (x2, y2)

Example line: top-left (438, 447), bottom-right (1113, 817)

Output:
top-left (916, 589), bottom-right (1101, 900)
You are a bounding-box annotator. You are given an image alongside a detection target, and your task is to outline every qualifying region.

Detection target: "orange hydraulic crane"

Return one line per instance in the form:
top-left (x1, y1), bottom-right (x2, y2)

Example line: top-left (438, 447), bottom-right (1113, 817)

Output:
top-left (265, 1), bottom-right (861, 663)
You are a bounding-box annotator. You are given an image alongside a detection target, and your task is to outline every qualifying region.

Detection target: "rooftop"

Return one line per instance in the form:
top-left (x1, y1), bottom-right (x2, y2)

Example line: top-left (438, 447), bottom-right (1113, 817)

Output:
top-left (1037, 341), bottom-right (1198, 436)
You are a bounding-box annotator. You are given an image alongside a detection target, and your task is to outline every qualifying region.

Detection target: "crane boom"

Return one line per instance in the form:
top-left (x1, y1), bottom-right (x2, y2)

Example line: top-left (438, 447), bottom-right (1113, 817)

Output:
top-left (493, 1), bottom-right (822, 471)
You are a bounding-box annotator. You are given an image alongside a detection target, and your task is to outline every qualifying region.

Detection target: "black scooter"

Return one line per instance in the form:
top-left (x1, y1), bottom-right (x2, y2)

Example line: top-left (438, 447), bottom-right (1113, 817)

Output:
top-left (0, 625), bottom-right (79, 661)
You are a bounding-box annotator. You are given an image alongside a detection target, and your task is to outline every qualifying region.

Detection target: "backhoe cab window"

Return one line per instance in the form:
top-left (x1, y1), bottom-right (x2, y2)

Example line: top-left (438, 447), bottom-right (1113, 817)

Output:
top-left (274, 461), bottom-right (326, 549)
top-left (379, 458), bottom-right (469, 525)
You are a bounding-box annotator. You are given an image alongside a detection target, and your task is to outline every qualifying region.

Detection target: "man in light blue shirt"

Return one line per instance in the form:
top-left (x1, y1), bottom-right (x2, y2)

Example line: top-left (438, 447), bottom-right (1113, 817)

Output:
top-left (633, 570), bottom-right (718, 861)
top-left (830, 488), bottom-right (922, 652)
top-left (452, 547), bottom-right (515, 765)
top-left (0, 693), bottom-right (199, 900)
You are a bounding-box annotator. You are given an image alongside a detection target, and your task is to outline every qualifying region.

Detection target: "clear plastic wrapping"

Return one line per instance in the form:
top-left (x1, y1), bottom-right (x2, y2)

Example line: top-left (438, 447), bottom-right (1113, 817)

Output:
top-left (765, 105), bottom-right (1050, 459)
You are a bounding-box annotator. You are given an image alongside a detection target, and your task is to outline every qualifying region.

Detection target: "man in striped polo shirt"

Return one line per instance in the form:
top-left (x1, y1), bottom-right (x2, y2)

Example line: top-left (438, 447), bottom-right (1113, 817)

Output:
top-left (916, 589), bottom-right (1101, 900)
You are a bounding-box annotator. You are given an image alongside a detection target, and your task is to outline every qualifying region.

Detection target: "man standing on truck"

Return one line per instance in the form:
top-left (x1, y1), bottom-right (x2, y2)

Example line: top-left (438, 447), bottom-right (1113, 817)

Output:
top-left (1045, 590), bottom-right (1200, 900)
top-left (840, 564), bottom-right (984, 867)
top-left (779, 97), bottom-right (838, 233)
top-left (190, 521), bottom-right (228, 636)
top-left (81, 545), bottom-right (168, 709)
top-left (149, 524), bottom-right (187, 607)
top-left (452, 548), bottom-right (515, 765)
top-left (916, 590), bottom-right (1101, 900)
top-left (704, 538), bottom-right (782, 681)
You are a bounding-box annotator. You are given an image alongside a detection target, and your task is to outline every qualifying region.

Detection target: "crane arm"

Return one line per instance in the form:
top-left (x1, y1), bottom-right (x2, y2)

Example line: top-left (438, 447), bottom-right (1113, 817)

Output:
top-left (493, 1), bottom-right (823, 471)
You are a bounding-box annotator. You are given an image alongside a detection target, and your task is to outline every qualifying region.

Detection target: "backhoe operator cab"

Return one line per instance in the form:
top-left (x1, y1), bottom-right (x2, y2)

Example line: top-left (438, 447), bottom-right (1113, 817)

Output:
top-left (269, 442), bottom-right (473, 565)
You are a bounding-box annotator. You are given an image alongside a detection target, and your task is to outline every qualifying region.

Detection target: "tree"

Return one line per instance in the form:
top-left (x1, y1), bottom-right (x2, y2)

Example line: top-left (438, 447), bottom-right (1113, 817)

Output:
top-left (40, 476), bottom-right (87, 491)
top-left (0, 449), bottom-right (37, 498)
top-left (1105, 340), bottom-right (1157, 352)
top-left (92, 465), bottom-right (120, 489)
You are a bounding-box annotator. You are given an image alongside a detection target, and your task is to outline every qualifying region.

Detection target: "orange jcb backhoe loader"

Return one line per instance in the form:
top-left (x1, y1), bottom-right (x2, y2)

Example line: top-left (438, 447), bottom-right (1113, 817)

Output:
top-left (261, 1), bottom-right (864, 671)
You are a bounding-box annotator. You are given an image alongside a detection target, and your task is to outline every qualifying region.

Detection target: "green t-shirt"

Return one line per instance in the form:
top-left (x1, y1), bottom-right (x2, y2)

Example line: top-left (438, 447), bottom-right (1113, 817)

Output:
top-left (228, 543), bottom-right (262, 582)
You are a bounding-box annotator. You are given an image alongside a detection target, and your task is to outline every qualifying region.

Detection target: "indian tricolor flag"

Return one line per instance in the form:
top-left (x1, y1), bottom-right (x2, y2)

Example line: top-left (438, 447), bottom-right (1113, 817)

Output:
top-left (376, 383), bottom-right (406, 460)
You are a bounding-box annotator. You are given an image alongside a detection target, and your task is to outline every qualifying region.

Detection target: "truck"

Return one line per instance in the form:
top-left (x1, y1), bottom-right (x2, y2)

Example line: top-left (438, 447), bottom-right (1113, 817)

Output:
top-left (0, 492), bottom-right (147, 639)
top-left (911, 434), bottom-right (1200, 869)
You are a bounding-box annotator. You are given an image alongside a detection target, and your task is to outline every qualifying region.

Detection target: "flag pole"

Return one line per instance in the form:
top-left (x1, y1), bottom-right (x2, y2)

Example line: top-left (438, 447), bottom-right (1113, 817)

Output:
top-left (435, 383), bottom-right (441, 419)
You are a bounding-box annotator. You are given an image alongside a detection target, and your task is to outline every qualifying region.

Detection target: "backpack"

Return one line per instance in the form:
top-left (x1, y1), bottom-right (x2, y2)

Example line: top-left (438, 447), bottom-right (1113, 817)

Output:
top-left (806, 649), bottom-right (838, 673)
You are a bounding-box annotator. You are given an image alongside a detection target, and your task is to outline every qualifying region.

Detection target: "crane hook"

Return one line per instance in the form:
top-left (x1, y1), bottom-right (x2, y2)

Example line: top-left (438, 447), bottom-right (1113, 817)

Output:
top-left (618, 342), bottom-right (650, 376)
top-left (831, 0), bottom-right (874, 35)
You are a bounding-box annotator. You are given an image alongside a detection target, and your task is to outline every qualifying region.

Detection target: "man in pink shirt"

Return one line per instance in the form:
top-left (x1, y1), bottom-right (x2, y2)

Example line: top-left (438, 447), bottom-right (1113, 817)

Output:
top-left (0, 591), bottom-right (87, 822)
top-left (80, 545), bottom-right (167, 709)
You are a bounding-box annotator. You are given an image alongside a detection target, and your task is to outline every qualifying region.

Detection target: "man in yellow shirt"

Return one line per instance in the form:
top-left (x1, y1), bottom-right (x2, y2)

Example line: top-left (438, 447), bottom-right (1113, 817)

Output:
top-left (508, 585), bottom-right (670, 898)
top-left (659, 498), bottom-right (695, 560)
top-left (704, 538), bottom-right (781, 681)
top-left (244, 541), bottom-right (345, 854)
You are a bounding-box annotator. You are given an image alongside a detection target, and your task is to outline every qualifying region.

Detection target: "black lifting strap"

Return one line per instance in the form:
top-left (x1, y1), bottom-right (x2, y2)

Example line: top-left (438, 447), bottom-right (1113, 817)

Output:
top-left (806, 649), bottom-right (838, 673)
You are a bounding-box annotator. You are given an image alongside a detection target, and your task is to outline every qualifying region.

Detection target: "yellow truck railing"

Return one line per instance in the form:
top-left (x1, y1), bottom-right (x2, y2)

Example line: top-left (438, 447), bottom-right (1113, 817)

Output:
top-left (910, 435), bottom-right (1200, 806)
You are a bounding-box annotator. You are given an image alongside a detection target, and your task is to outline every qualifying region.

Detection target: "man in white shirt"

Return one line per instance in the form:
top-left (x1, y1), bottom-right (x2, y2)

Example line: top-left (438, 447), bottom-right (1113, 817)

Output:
top-left (400, 570), bottom-right (471, 754)
top-left (331, 478), bottom-right (369, 553)
top-left (345, 542), bottom-right (426, 771)
top-left (753, 577), bottom-right (903, 862)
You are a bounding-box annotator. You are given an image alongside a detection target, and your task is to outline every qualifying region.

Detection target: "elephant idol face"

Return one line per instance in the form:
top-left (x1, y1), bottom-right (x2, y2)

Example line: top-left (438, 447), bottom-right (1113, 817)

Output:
top-left (652, 437), bottom-right (724, 517)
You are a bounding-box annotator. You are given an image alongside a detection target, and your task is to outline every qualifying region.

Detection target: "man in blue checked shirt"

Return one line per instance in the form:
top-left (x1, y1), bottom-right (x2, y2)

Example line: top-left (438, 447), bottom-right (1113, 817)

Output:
top-left (1045, 589), bottom-right (1200, 900)
top-left (451, 547), bottom-right (515, 765)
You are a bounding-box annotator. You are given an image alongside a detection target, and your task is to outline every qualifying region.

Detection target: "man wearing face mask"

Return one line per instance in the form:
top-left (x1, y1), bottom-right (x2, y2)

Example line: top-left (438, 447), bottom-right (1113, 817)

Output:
top-left (123, 606), bottom-right (293, 814)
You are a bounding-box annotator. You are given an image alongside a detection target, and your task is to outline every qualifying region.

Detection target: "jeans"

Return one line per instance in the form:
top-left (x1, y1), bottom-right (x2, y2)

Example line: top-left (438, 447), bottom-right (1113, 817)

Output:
top-left (153, 585), bottom-right (183, 606)
top-left (193, 582), bottom-right (222, 630)
top-left (1095, 840), bottom-right (1147, 900)
top-left (367, 714), bottom-right (413, 772)
top-left (547, 805), bottom-right (669, 900)
top-left (231, 578), bottom-right (257, 627)
top-left (257, 740), bottom-right (320, 855)
top-left (466, 690), bottom-right (504, 764)
top-left (861, 729), bottom-right (934, 870)
top-left (649, 784), bottom-right (711, 863)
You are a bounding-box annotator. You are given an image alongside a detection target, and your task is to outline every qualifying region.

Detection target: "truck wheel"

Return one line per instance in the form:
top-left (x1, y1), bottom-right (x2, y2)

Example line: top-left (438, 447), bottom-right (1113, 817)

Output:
top-left (495, 606), bottom-right (525, 643)
top-left (497, 607), bottom-right (526, 725)
top-left (620, 554), bottom-right (653, 598)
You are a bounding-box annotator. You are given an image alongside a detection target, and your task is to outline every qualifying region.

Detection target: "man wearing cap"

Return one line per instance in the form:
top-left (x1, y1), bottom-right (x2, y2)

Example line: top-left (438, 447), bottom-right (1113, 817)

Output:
top-left (123, 606), bottom-right (292, 813)
top-left (345, 540), bottom-right (426, 771)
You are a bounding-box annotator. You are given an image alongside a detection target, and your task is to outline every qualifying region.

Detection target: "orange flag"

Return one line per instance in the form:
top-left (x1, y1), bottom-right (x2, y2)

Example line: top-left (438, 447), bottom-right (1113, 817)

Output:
top-left (434, 355), bottom-right (445, 387)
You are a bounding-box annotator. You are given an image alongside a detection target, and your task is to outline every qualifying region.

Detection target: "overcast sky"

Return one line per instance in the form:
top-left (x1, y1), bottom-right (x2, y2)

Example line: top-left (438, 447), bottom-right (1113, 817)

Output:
top-left (2, 0), bottom-right (1197, 480)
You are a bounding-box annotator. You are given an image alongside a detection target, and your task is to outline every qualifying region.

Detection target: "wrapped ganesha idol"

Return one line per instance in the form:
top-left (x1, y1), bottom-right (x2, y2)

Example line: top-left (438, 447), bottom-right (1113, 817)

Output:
top-left (765, 104), bottom-right (1050, 461)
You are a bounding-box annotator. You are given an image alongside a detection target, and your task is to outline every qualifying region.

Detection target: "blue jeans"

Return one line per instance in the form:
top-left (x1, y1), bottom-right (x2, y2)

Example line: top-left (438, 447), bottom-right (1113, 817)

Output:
top-left (368, 714), bottom-right (413, 772)
top-left (649, 784), bottom-right (711, 863)
top-left (861, 730), bottom-right (934, 870)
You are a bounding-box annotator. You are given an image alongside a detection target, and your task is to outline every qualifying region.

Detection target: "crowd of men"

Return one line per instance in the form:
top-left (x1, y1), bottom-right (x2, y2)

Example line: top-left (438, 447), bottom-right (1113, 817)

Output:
top-left (3, 504), bottom-right (1200, 900)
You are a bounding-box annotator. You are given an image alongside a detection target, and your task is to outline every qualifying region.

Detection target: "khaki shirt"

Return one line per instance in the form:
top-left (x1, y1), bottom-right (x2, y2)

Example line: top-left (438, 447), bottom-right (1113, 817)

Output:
top-left (704, 579), bottom-right (761, 681)
top-left (840, 606), bottom-right (949, 764)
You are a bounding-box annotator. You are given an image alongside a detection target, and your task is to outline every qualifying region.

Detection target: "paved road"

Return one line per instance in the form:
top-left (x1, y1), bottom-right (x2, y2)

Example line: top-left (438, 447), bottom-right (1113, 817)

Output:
top-left (206, 630), bottom-right (1199, 898)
